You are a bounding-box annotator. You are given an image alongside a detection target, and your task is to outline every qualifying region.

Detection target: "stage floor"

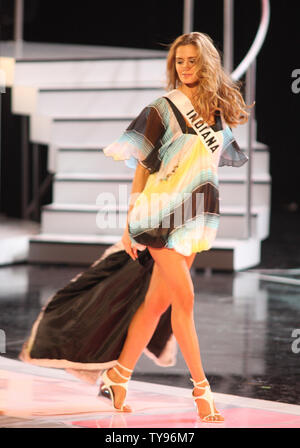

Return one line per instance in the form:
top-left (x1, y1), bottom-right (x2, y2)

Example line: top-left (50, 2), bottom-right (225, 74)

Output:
top-left (1, 262), bottom-right (300, 428)
top-left (1, 356), bottom-right (300, 429)
top-left (0, 211), bottom-right (299, 429)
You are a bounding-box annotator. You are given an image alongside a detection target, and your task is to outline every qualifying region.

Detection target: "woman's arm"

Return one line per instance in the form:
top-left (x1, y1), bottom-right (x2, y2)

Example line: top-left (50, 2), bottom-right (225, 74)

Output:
top-left (127, 163), bottom-right (150, 217)
top-left (122, 163), bottom-right (150, 259)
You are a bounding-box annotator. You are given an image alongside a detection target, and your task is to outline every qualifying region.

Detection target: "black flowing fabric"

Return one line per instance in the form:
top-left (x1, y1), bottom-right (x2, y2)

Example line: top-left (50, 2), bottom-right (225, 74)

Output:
top-left (19, 242), bottom-right (176, 384)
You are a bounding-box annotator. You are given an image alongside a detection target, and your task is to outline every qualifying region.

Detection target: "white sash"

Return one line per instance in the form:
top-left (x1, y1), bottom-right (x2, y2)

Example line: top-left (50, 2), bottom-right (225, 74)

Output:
top-left (164, 89), bottom-right (220, 153)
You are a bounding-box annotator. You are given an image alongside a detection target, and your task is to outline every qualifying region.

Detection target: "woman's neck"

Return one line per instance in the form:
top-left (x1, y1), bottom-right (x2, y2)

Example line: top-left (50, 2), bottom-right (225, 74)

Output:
top-left (177, 83), bottom-right (199, 100)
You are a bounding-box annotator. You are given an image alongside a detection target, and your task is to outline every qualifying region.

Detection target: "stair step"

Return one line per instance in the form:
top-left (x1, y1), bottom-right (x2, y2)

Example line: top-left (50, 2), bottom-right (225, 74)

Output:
top-left (40, 203), bottom-right (269, 239)
top-left (29, 113), bottom-right (264, 150)
top-left (42, 202), bottom-right (268, 214)
top-left (30, 115), bottom-right (133, 146)
top-left (53, 172), bottom-right (271, 182)
top-left (28, 233), bottom-right (261, 271)
top-left (12, 86), bottom-right (165, 117)
top-left (30, 233), bottom-right (120, 244)
top-left (195, 237), bottom-right (261, 271)
top-left (52, 173), bottom-right (271, 207)
top-left (53, 146), bottom-right (270, 176)
top-left (14, 56), bottom-right (166, 88)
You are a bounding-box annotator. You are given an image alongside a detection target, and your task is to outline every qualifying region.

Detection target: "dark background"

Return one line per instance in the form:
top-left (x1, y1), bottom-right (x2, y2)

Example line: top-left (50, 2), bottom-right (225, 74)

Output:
top-left (0, 0), bottom-right (299, 218)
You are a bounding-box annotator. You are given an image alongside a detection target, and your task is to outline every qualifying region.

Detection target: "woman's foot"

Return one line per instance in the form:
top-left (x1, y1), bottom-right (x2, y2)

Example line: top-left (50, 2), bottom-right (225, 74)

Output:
top-left (101, 363), bottom-right (132, 412)
top-left (191, 378), bottom-right (224, 423)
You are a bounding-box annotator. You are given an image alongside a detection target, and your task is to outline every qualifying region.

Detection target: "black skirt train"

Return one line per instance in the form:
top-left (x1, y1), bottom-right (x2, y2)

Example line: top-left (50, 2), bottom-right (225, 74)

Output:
top-left (19, 241), bottom-right (177, 384)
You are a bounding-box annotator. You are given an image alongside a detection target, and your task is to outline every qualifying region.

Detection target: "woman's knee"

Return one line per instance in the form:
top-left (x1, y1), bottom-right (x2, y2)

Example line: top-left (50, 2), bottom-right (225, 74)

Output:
top-left (143, 268), bottom-right (171, 316)
top-left (143, 293), bottom-right (170, 317)
top-left (148, 247), bottom-right (195, 313)
top-left (171, 287), bottom-right (194, 315)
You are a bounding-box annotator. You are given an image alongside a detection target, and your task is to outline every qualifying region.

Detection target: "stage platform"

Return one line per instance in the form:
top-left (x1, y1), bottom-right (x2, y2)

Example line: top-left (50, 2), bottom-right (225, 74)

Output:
top-left (1, 356), bottom-right (300, 429)
top-left (0, 40), bottom-right (167, 61)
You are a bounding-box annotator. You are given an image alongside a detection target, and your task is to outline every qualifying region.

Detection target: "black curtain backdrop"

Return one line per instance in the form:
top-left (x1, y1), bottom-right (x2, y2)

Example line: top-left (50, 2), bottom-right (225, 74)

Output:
top-left (0, 0), bottom-right (299, 216)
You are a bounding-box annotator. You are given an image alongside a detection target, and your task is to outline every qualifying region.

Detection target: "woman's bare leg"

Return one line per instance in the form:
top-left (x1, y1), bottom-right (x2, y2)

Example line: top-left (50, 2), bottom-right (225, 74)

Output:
top-left (104, 259), bottom-right (175, 411)
top-left (148, 248), bottom-right (206, 381)
top-left (147, 247), bottom-right (223, 422)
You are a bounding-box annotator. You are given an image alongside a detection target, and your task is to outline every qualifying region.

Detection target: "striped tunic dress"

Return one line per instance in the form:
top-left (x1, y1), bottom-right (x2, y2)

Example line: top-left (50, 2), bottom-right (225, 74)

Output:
top-left (103, 89), bottom-right (248, 256)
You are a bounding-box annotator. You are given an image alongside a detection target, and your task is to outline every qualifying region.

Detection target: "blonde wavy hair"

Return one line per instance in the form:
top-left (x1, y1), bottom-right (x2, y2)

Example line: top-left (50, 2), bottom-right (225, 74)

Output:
top-left (166, 32), bottom-right (252, 127)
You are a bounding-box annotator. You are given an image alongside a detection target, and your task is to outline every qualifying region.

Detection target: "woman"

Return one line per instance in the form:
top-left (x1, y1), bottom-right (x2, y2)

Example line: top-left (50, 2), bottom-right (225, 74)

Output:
top-left (100, 32), bottom-right (250, 422)
top-left (20, 32), bottom-right (250, 423)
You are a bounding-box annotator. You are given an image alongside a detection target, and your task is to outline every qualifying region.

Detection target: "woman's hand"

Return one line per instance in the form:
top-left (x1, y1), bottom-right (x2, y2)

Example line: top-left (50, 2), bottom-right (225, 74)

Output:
top-left (122, 223), bottom-right (138, 260)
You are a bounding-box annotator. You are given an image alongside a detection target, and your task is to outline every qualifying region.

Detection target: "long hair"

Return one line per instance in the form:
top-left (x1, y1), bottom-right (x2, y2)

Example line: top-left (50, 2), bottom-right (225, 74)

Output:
top-left (166, 32), bottom-right (252, 127)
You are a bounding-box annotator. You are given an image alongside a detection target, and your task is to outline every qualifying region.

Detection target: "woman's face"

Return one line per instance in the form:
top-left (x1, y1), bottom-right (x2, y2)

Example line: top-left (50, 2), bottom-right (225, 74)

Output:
top-left (175, 44), bottom-right (199, 86)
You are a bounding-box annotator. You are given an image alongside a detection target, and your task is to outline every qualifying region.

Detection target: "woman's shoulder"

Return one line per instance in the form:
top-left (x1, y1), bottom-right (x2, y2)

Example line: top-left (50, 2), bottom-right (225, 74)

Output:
top-left (147, 94), bottom-right (170, 110)
top-left (142, 94), bottom-right (172, 125)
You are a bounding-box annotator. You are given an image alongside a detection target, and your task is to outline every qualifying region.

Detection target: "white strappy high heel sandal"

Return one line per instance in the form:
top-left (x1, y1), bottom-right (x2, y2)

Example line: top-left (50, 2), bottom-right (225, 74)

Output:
top-left (99, 361), bottom-right (133, 412)
top-left (191, 378), bottom-right (224, 423)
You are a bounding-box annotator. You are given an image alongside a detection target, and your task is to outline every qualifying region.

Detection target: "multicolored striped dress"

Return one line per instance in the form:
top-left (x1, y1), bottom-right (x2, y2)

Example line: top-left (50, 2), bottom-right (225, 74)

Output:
top-left (104, 89), bottom-right (248, 256)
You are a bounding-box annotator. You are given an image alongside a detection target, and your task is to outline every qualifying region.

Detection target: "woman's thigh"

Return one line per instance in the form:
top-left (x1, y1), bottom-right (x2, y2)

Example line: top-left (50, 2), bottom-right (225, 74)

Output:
top-left (185, 252), bottom-right (197, 270)
top-left (143, 261), bottom-right (170, 314)
top-left (147, 247), bottom-right (195, 308)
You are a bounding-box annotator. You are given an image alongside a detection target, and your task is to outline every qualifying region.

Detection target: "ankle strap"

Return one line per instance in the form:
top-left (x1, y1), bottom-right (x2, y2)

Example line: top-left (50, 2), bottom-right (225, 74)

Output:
top-left (112, 366), bottom-right (131, 381)
top-left (117, 361), bottom-right (133, 373)
top-left (190, 377), bottom-right (208, 388)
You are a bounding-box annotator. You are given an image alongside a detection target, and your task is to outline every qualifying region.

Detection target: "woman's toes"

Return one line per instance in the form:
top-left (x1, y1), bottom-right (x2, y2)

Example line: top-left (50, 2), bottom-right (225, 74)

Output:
top-left (122, 404), bottom-right (132, 413)
top-left (213, 414), bottom-right (224, 422)
top-left (114, 401), bottom-right (132, 412)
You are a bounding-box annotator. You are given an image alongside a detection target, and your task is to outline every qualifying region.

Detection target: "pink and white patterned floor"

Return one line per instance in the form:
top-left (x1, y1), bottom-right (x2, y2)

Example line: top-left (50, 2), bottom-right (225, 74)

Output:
top-left (1, 356), bottom-right (300, 429)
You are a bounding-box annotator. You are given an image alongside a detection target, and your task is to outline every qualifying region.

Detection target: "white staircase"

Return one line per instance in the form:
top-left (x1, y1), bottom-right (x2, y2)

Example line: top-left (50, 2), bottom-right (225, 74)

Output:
top-left (7, 42), bottom-right (271, 270)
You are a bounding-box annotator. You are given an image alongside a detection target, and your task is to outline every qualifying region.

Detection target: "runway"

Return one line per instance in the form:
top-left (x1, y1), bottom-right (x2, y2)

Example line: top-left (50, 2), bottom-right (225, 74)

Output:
top-left (1, 356), bottom-right (300, 429)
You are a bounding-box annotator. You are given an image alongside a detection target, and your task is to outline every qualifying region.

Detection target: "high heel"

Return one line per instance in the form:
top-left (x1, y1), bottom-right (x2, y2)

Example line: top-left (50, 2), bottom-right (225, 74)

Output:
top-left (191, 378), bottom-right (224, 423)
top-left (98, 361), bottom-right (133, 412)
